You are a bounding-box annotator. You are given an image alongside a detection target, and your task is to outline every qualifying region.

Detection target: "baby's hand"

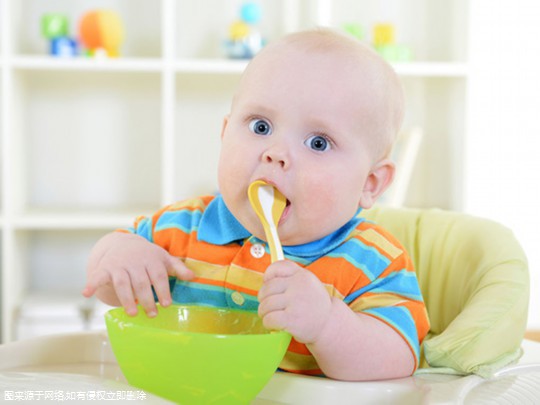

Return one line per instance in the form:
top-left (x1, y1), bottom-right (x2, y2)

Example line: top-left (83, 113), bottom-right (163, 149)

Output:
top-left (82, 232), bottom-right (193, 317)
top-left (257, 260), bottom-right (332, 344)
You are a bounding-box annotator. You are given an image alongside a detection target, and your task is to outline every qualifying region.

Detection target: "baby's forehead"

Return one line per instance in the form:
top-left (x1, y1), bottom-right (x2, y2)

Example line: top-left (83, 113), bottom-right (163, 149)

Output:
top-left (253, 36), bottom-right (389, 88)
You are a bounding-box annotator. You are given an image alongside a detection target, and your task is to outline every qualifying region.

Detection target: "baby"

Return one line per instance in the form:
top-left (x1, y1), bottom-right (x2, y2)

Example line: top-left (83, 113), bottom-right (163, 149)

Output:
top-left (83, 29), bottom-right (429, 381)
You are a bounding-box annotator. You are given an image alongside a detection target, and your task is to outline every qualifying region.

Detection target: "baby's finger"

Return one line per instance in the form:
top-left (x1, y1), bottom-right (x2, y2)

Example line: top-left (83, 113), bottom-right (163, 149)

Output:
top-left (166, 256), bottom-right (194, 281)
top-left (129, 270), bottom-right (158, 317)
top-left (263, 260), bottom-right (298, 282)
top-left (81, 269), bottom-right (112, 298)
top-left (147, 263), bottom-right (173, 307)
top-left (258, 276), bottom-right (288, 301)
top-left (260, 309), bottom-right (287, 332)
top-left (110, 269), bottom-right (138, 316)
top-left (258, 293), bottom-right (287, 318)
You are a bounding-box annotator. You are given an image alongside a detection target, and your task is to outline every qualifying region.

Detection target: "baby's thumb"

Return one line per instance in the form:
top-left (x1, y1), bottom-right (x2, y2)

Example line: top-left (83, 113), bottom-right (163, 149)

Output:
top-left (167, 256), bottom-right (194, 280)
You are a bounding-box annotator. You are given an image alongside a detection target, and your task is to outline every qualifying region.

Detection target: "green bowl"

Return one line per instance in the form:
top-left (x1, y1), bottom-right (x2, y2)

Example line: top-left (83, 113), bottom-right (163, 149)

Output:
top-left (105, 305), bottom-right (291, 404)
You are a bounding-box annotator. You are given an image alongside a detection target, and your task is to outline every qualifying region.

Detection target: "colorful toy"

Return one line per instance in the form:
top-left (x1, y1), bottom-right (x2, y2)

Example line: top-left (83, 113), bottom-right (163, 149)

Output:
top-left (41, 13), bottom-right (78, 57)
top-left (79, 10), bottom-right (124, 58)
top-left (50, 37), bottom-right (78, 57)
top-left (372, 22), bottom-right (412, 62)
top-left (373, 23), bottom-right (395, 47)
top-left (376, 44), bottom-right (412, 62)
top-left (224, 1), bottom-right (265, 59)
top-left (343, 23), bottom-right (365, 41)
top-left (41, 14), bottom-right (69, 39)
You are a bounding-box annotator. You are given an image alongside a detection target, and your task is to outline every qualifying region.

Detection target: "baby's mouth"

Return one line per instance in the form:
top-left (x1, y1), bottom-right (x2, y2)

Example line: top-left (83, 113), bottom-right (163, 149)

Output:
top-left (279, 198), bottom-right (291, 225)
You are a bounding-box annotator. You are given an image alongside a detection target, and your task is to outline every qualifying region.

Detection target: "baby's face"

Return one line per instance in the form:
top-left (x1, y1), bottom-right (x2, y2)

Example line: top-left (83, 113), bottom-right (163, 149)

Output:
top-left (218, 45), bottom-right (386, 245)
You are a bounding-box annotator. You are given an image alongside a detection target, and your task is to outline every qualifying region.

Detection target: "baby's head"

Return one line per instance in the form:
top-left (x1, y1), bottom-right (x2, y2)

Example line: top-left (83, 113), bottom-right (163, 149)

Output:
top-left (218, 29), bottom-right (405, 245)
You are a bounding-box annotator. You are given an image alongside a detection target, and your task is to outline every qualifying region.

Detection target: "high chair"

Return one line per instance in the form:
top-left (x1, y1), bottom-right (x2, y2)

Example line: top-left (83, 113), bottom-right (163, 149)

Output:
top-left (0, 207), bottom-right (538, 404)
top-left (361, 206), bottom-right (530, 376)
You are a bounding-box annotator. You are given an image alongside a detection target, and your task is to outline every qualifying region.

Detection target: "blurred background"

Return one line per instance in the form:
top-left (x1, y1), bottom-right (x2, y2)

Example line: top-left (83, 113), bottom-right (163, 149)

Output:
top-left (0, 0), bottom-right (539, 342)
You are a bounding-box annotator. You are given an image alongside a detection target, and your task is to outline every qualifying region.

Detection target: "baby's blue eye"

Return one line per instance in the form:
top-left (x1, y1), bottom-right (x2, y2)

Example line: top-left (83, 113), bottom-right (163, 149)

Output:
top-left (305, 135), bottom-right (330, 152)
top-left (249, 119), bottom-right (272, 135)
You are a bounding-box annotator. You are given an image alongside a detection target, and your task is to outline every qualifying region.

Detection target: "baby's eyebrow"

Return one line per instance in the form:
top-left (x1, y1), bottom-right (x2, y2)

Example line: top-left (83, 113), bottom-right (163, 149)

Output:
top-left (237, 101), bottom-right (277, 117)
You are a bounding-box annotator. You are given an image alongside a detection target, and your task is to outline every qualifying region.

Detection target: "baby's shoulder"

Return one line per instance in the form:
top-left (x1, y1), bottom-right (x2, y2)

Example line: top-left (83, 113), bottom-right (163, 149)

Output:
top-left (152, 195), bottom-right (216, 229)
top-left (167, 195), bottom-right (215, 213)
top-left (345, 219), bottom-right (405, 261)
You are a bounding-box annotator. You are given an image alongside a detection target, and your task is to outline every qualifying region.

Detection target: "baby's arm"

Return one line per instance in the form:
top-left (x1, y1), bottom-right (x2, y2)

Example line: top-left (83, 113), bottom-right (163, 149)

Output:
top-left (307, 298), bottom-right (414, 380)
top-left (258, 260), bottom-right (415, 381)
top-left (82, 232), bottom-right (193, 317)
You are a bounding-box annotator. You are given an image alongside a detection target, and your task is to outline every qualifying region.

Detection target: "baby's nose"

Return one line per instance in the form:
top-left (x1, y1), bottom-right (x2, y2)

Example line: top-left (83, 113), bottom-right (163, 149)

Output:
top-left (262, 148), bottom-right (288, 169)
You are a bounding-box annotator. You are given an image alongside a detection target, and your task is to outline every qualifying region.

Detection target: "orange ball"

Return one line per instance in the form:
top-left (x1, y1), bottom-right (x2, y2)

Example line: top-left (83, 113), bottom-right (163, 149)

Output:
top-left (79, 10), bottom-right (124, 57)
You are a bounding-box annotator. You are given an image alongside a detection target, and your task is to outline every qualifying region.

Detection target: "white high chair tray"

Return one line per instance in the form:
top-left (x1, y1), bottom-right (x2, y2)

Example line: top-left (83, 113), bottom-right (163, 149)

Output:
top-left (0, 331), bottom-right (539, 404)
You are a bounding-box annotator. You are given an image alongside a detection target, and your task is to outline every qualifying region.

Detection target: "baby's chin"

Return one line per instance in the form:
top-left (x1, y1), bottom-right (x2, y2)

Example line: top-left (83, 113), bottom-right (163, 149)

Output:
top-left (278, 231), bottom-right (325, 247)
top-left (238, 208), bottom-right (330, 246)
top-left (247, 226), bottom-right (309, 247)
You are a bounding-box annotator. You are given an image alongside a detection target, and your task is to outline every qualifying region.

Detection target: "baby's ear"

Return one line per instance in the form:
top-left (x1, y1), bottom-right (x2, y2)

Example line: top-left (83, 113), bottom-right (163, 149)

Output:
top-left (358, 159), bottom-right (395, 209)
top-left (220, 115), bottom-right (230, 139)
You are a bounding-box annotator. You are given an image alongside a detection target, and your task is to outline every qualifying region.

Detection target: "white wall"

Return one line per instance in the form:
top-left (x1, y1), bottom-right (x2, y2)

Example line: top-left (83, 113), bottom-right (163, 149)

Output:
top-left (465, 0), bottom-right (540, 329)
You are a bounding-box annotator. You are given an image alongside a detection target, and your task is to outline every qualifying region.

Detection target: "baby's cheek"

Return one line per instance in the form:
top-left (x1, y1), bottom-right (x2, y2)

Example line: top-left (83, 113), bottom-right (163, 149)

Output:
top-left (303, 176), bottom-right (340, 209)
top-left (306, 177), bottom-right (360, 226)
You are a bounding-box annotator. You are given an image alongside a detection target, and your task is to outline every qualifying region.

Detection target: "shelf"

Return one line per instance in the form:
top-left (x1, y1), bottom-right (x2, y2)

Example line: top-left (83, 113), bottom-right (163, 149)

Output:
top-left (174, 59), bottom-right (248, 74)
top-left (10, 69), bottom-right (162, 213)
top-left (11, 208), bottom-right (156, 230)
top-left (12, 0), bottom-right (162, 58)
top-left (7, 56), bottom-right (470, 77)
top-left (13, 229), bottom-right (106, 293)
top-left (11, 56), bottom-right (163, 72)
top-left (9, 56), bottom-right (247, 74)
top-left (393, 62), bottom-right (468, 78)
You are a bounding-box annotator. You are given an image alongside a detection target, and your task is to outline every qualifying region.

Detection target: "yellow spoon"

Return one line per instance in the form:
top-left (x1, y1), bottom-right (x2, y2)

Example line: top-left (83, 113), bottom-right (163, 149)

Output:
top-left (248, 180), bottom-right (287, 262)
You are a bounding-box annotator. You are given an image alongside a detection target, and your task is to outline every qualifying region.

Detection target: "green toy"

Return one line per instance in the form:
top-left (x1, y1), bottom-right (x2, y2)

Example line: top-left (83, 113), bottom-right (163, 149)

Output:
top-left (41, 14), bottom-right (69, 39)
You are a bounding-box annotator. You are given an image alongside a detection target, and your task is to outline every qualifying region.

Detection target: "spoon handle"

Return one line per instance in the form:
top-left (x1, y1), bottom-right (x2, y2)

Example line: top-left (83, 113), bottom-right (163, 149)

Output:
top-left (248, 181), bottom-right (286, 263)
top-left (257, 185), bottom-right (284, 262)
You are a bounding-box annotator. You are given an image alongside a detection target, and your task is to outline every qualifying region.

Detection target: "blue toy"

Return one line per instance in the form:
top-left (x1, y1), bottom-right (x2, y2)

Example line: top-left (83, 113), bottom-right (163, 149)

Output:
top-left (41, 13), bottom-right (78, 57)
top-left (224, 1), bottom-right (265, 59)
top-left (50, 37), bottom-right (78, 57)
top-left (240, 2), bottom-right (262, 24)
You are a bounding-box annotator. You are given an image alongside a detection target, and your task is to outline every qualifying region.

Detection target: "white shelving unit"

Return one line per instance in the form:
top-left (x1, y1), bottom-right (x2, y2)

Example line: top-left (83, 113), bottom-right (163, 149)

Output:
top-left (1, 0), bottom-right (469, 342)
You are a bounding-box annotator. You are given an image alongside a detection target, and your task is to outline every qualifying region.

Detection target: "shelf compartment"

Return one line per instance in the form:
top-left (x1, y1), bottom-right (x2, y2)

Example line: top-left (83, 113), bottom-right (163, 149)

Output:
top-left (11, 0), bottom-right (162, 58)
top-left (175, 0), bottom-right (289, 59)
top-left (9, 230), bottom-right (117, 340)
top-left (173, 72), bottom-right (240, 200)
top-left (400, 76), bottom-right (467, 209)
top-left (324, 0), bottom-right (468, 63)
top-left (9, 70), bottom-right (162, 214)
top-left (14, 291), bottom-right (91, 340)
top-left (16, 229), bottom-right (104, 293)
